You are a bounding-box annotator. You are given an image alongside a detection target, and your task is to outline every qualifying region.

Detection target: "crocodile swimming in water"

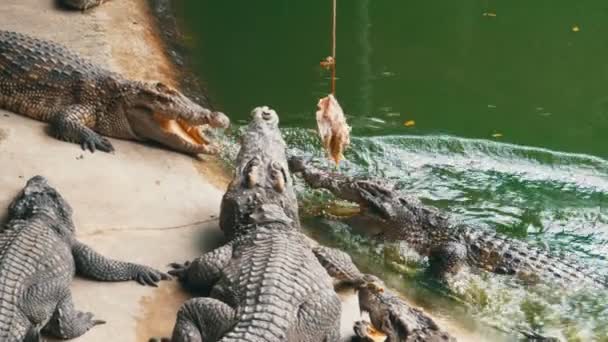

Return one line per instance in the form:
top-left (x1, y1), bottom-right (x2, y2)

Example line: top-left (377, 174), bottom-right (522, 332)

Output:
top-left (289, 157), bottom-right (608, 288)
top-left (0, 30), bottom-right (229, 154)
top-left (0, 175), bottom-right (169, 341)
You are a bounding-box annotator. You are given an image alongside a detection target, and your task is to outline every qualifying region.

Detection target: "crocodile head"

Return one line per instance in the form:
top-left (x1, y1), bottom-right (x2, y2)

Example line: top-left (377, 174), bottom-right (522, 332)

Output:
top-left (125, 81), bottom-right (230, 154)
top-left (8, 176), bottom-right (75, 233)
top-left (240, 106), bottom-right (286, 191)
top-left (357, 275), bottom-right (452, 341)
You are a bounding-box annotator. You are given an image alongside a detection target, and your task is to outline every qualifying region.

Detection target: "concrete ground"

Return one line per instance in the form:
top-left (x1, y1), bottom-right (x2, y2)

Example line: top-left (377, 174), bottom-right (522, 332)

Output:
top-left (0, 1), bottom-right (363, 341)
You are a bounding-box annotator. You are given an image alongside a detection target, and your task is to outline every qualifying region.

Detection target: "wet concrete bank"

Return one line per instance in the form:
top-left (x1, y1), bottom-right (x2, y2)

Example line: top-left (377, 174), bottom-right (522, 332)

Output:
top-left (0, 1), bottom-right (224, 341)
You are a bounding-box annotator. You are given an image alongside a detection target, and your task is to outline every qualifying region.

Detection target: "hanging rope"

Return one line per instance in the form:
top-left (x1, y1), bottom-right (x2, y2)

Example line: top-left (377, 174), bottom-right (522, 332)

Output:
top-left (317, 0), bottom-right (350, 166)
top-left (331, 0), bottom-right (337, 94)
top-left (320, 0), bottom-right (337, 94)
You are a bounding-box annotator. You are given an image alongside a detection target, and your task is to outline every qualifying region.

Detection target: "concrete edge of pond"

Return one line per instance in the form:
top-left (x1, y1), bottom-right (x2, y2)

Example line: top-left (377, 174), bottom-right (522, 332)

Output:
top-left (0, 1), bottom-right (490, 341)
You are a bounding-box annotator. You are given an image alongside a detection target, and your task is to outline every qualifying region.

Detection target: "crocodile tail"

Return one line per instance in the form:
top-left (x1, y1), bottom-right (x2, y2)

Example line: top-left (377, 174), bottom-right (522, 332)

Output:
top-left (467, 229), bottom-right (607, 288)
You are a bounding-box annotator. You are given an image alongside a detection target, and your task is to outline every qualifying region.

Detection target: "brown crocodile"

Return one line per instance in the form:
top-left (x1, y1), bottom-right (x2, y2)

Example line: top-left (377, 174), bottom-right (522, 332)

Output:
top-left (289, 157), bottom-right (608, 288)
top-left (0, 30), bottom-right (229, 154)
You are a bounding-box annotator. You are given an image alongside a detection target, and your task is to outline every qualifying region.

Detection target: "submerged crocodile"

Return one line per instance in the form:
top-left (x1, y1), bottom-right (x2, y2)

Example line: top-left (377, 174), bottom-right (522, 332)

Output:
top-left (289, 157), bottom-right (608, 288)
top-left (162, 107), bottom-right (342, 341)
top-left (61, 0), bottom-right (109, 10)
top-left (0, 175), bottom-right (169, 341)
top-left (0, 30), bottom-right (229, 154)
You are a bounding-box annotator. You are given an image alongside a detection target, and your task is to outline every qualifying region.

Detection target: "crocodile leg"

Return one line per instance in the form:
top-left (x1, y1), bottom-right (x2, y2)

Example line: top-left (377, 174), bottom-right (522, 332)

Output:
top-left (312, 245), bottom-right (368, 286)
top-left (429, 241), bottom-right (468, 277)
top-left (72, 241), bottom-right (169, 286)
top-left (6, 311), bottom-right (35, 342)
top-left (42, 293), bottom-right (105, 339)
top-left (296, 289), bottom-right (342, 342)
top-left (49, 105), bottom-right (114, 153)
top-left (168, 242), bottom-right (233, 290)
top-left (23, 328), bottom-right (41, 342)
top-left (170, 297), bottom-right (236, 342)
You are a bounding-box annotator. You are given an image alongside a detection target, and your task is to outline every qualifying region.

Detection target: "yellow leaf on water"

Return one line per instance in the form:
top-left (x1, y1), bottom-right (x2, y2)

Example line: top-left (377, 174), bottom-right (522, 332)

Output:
top-left (482, 12), bottom-right (497, 17)
top-left (403, 120), bottom-right (416, 127)
top-left (572, 25), bottom-right (580, 32)
top-left (492, 133), bottom-right (503, 138)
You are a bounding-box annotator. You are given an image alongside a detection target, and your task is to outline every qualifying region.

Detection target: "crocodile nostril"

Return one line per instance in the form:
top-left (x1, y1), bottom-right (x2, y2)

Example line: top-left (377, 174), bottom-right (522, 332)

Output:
top-left (270, 161), bottom-right (281, 170)
top-left (262, 111), bottom-right (272, 120)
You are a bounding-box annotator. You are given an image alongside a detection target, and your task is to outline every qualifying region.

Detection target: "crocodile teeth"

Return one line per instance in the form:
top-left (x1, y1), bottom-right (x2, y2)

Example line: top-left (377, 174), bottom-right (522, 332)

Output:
top-left (154, 114), bottom-right (210, 146)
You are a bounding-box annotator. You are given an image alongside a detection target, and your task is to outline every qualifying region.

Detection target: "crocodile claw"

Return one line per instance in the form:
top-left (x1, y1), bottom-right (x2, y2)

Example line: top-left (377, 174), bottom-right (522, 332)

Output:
top-left (80, 135), bottom-right (114, 153)
top-left (168, 261), bottom-right (191, 280)
top-left (74, 311), bottom-right (106, 331)
top-left (133, 266), bottom-right (171, 287)
top-left (93, 319), bottom-right (107, 326)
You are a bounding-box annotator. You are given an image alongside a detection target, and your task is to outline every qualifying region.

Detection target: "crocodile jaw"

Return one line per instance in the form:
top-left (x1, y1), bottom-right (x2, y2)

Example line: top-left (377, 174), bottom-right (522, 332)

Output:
top-left (153, 114), bottom-right (210, 146)
top-left (127, 108), bottom-right (215, 154)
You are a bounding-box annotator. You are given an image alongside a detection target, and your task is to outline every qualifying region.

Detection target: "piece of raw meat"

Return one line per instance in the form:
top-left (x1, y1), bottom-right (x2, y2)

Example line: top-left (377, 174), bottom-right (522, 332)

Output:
top-left (316, 94), bottom-right (351, 165)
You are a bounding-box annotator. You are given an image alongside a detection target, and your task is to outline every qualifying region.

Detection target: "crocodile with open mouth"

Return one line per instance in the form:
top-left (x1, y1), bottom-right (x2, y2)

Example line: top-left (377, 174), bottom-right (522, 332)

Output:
top-left (289, 157), bottom-right (608, 288)
top-left (0, 30), bottom-right (229, 154)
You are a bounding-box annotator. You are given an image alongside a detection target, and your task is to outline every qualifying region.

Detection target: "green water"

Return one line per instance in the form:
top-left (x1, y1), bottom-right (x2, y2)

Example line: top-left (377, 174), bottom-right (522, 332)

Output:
top-left (174, 1), bottom-right (608, 340)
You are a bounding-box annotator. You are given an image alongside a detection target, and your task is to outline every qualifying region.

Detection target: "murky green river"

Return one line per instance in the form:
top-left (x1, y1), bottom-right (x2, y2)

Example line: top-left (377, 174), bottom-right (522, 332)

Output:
top-left (173, 1), bottom-right (608, 340)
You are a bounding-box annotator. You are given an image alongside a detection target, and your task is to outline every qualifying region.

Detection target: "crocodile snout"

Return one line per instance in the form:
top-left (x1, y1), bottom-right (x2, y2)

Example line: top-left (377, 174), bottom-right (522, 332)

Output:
top-left (24, 175), bottom-right (50, 194)
top-left (250, 106), bottom-right (279, 126)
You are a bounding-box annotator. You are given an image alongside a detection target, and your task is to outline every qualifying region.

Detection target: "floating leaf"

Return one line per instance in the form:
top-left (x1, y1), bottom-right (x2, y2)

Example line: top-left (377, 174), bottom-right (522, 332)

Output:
top-left (482, 12), bottom-right (497, 17)
top-left (492, 133), bottom-right (503, 138)
top-left (572, 25), bottom-right (580, 32)
top-left (403, 120), bottom-right (416, 127)
top-left (316, 94), bottom-right (351, 165)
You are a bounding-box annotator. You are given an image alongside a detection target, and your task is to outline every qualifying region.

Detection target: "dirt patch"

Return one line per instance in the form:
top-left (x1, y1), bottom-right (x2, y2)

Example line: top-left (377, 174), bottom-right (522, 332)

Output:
top-left (0, 128), bottom-right (8, 143)
top-left (101, 0), bottom-right (175, 84)
top-left (193, 156), bottom-right (231, 191)
top-left (135, 282), bottom-right (191, 340)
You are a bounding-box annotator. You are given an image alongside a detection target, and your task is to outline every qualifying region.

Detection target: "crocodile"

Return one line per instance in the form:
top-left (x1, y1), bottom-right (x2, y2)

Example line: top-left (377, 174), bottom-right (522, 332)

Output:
top-left (354, 276), bottom-right (455, 342)
top-left (0, 175), bottom-right (169, 341)
top-left (161, 107), bottom-right (343, 341)
top-left (0, 30), bottom-right (229, 154)
top-left (218, 106), bottom-right (299, 240)
top-left (60, 0), bottom-right (109, 10)
top-left (152, 108), bottom-right (457, 341)
top-left (311, 244), bottom-right (456, 342)
top-left (289, 157), bottom-right (608, 288)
